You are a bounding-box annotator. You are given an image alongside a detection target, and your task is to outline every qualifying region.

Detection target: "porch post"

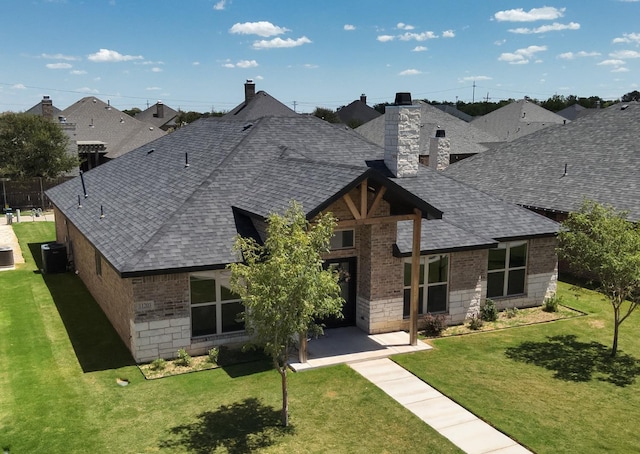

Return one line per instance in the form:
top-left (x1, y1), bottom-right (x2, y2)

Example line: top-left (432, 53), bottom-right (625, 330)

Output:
top-left (410, 208), bottom-right (422, 346)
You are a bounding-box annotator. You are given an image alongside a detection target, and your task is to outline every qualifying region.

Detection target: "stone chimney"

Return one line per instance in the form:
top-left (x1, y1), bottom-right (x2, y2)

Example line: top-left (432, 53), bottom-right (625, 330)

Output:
top-left (429, 129), bottom-right (450, 171)
top-left (155, 101), bottom-right (164, 118)
top-left (360, 94), bottom-right (367, 104)
top-left (41, 96), bottom-right (53, 120)
top-left (244, 79), bottom-right (256, 103)
top-left (384, 92), bottom-right (421, 178)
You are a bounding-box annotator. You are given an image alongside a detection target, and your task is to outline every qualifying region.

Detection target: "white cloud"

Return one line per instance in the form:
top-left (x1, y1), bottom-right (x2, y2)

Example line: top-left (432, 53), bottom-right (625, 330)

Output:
top-left (140, 60), bottom-right (164, 65)
top-left (236, 59), bottom-right (259, 68)
top-left (213, 0), bottom-right (226, 10)
top-left (192, 61), bottom-right (200, 66)
top-left (41, 53), bottom-right (78, 61)
top-left (459, 75), bottom-right (492, 82)
top-left (70, 70), bottom-right (87, 75)
top-left (87, 48), bottom-right (143, 62)
top-left (377, 35), bottom-right (395, 42)
top-left (398, 31), bottom-right (437, 41)
top-left (146, 87), bottom-right (161, 91)
top-left (11, 84), bottom-right (26, 89)
top-left (498, 45), bottom-right (547, 64)
top-left (494, 7), bottom-right (565, 22)
top-left (598, 59), bottom-right (626, 66)
top-left (252, 36), bottom-right (311, 49)
top-left (77, 87), bottom-right (100, 94)
top-left (442, 29), bottom-right (455, 38)
top-left (344, 24), bottom-right (356, 31)
top-left (494, 39), bottom-right (507, 46)
top-left (610, 49), bottom-right (640, 58)
top-left (398, 69), bottom-right (422, 76)
top-left (304, 63), bottom-right (318, 69)
top-left (151, 67), bottom-right (163, 72)
top-left (557, 51), bottom-right (601, 60)
top-left (255, 75), bottom-right (264, 80)
top-left (46, 62), bottom-right (72, 69)
top-left (612, 32), bottom-right (640, 45)
top-left (229, 21), bottom-right (289, 37)
top-left (397, 22), bottom-right (415, 30)
top-left (223, 63), bottom-right (235, 68)
top-left (612, 66), bottom-right (630, 72)
top-left (412, 46), bottom-right (428, 52)
top-left (508, 22), bottom-right (580, 34)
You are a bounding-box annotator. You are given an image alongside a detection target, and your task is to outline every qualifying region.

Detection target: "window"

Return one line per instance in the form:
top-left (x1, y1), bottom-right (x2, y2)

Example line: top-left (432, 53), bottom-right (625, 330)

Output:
top-left (330, 230), bottom-right (355, 250)
top-left (190, 271), bottom-right (245, 337)
top-left (95, 249), bottom-right (102, 276)
top-left (486, 241), bottom-right (527, 298)
top-left (403, 255), bottom-right (449, 317)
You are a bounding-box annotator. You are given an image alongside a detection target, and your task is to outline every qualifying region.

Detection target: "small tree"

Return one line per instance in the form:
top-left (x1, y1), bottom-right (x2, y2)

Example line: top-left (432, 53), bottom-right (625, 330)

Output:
top-left (229, 201), bottom-right (344, 426)
top-left (558, 200), bottom-right (640, 356)
top-left (0, 113), bottom-right (78, 178)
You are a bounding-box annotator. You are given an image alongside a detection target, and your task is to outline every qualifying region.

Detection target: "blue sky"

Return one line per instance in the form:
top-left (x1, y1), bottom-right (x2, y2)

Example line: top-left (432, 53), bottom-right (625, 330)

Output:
top-left (1, 0), bottom-right (639, 113)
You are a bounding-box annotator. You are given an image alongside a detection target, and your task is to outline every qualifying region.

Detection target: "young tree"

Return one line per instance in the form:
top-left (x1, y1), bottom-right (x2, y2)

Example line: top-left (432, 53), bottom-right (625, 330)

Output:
top-left (229, 201), bottom-right (344, 426)
top-left (558, 200), bottom-right (640, 356)
top-left (0, 113), bottom-right (78, 178)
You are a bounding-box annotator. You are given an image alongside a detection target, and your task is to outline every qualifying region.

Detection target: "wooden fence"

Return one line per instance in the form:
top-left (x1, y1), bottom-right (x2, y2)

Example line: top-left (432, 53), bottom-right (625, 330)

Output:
top-left (1, 177), bottom-right (72, 211)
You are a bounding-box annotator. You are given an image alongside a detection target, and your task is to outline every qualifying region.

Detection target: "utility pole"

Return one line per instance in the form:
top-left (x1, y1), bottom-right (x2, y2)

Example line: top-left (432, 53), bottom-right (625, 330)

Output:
top-left (292, 101), bottom-right (297, 112)
top-left (472, 81), bottom-right (476, 104)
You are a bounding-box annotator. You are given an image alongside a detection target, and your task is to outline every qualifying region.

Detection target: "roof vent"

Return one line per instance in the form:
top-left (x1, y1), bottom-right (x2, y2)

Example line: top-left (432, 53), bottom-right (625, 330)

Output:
top-left (621, 104), bottom-right (629, 110)
top-left (394, 92), bottom-right (412, 106)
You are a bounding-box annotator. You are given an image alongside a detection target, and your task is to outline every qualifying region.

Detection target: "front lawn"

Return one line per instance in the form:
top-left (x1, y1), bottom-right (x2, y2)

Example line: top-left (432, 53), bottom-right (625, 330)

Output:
top-left (396, 282), bottom-right (640, 453)
top-left (0, 222), bottom-right (461, 453)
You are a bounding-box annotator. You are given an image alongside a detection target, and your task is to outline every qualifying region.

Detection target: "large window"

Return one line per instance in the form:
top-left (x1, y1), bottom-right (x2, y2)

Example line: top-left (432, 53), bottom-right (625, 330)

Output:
top-left (486, 241), bottom-right (528, 298)
top-left (330, 229), bottom-right (355, 250)
top-left (190, 271), bottom-right (245, 337)
top-left (403, 255), bottom-right (449, 317)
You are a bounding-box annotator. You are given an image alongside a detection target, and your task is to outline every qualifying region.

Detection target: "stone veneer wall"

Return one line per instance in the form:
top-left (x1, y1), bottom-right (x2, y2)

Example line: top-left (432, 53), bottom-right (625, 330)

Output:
top-left (384, 104), bottom-right (421, 178)
top-left (448, 249), bottom-right (488, 324)
top-left (54, 207), bottom-right (134, 353)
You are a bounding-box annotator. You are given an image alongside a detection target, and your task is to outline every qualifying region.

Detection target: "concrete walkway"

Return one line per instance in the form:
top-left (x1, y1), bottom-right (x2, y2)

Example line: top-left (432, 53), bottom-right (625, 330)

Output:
top-left (0, 211), bottom-right (53, 269)
top-left (350, 358), bottom-right (532, 454)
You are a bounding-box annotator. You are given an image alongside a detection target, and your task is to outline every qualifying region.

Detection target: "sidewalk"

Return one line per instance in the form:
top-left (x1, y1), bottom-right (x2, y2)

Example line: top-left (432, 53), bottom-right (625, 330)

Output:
top-left (0, 211), bottom-right (53, 269)
top-left (350, 358), bottom-right (532, 454)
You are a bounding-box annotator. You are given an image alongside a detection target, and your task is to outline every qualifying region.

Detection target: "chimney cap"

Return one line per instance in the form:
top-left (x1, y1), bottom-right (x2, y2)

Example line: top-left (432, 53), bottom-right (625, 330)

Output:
top-left (246, 79), bottom-right (254, 84)
top-left (435, 129), bottom-right (446, 138)
top-left (394, 92), bottom-right (412, 106)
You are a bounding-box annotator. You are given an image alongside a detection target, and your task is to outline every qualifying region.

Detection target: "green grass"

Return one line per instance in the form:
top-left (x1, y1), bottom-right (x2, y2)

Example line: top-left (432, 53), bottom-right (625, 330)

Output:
top-left (396, 282), bottom-right (640, 453)
top-left (0, 222), bottom-right (461, 453)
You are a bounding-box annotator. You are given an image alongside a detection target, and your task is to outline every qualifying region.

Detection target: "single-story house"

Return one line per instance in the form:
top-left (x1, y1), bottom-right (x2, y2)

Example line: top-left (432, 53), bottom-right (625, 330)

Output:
top-left (46, 93), bottom-right (559, 363)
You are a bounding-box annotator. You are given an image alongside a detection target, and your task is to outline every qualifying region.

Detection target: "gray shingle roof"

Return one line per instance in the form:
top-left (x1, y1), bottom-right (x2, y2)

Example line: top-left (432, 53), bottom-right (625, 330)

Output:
top-left (470, 99), bottom-right (568, 142)
top-left (336, 99), bottom-right (382, 125)
top-left (224, 91), bottom-right (298, 120)
top-left (135, 102), bottom-right (179, 129)
top-left (47, 114), bottom-right (557, 277)
top-left (60, 97), bottom-right (166, 159)
top-left (444, 101), bottom-right (640, 221)
top-left (356, 101), bottom-right (502, 157)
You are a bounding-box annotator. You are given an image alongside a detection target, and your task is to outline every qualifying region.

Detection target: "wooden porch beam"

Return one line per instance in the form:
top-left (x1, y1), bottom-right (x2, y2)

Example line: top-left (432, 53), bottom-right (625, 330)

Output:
top-left (368, 186), bottom-right (387, 217)
top-left (336, 213), bottom-right (416, 228)
top-left (409, 208), bottom-right (422, 346)
top-left (360, 179), bottom-right (368, 220)
top-left (342, 193), bottom-right (361, 219)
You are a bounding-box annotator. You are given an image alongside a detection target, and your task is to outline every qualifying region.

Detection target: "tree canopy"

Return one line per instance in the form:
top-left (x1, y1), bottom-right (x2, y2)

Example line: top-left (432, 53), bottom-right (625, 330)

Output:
top-left (229, 201), bottom-right (344, 426)
top-left (558, 200), bottom-right (640, 356)
top-left (312, 107), bottom-right (340, 124)
top-left (0, 113), bottom-right (78, 178)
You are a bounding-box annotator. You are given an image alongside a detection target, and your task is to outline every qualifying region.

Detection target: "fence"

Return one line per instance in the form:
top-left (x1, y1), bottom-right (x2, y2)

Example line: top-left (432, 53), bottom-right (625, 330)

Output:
top-left (1, 177), bottom-right (72, 212)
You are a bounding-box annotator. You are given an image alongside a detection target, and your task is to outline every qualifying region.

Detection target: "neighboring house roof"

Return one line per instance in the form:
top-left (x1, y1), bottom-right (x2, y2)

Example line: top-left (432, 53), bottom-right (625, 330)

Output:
top-left (336, 96), bottom-right (381, 126)
top-left (356, 101), bottom-right (502, 157)
top-left (444, 101), bottom-right (640, 221)
top-left (224, 90), bottom-right (298, 120)
top-left (470, 99), bottom-right (568, 142)
top-left (135, 101), bottom-right (179, 130)
top-left (47, 115), bottom-right (557, 277)
top-left (59, 97), bottom-right (166, 159)
top-left (25, 98), bottom-right (62, 118)
top-left (434, 104), bottom-right (473, 122)
top-left (555, 104), bottom-right (597, 122)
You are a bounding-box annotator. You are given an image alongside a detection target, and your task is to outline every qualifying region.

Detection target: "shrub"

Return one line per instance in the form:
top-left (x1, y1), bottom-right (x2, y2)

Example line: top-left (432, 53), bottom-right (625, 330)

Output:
top-left (468, 314), bottom-right (484, 330)
top-left (543, 295), bottom-right (561, 312)
top-left (207, 347), bottom-right (220, 364)
top-left (149, 358), bottom-right (166, 371)
top-left (175, 348), bottom-right (192, 367)
top-left (422, 313), bottom-right (447, 337)
top-left (480, 299), bottom-right (498, 322)
top-left (504, 307), bottom-right (519, 318)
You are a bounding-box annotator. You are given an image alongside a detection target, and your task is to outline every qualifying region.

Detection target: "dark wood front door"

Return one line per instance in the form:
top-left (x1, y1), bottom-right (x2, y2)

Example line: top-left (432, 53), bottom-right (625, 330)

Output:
top-left (322, 257), bottom-right (357, 328)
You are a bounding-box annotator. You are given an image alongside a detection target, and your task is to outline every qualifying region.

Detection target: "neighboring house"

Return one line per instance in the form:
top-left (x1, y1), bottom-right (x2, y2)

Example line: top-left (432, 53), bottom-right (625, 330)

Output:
top-left (357, 100), bottom-right (502, 169)
top-left (25, 95), bottom-right (62, 119)
top-left (555, 104), bottom-right (597, 122)
top-left (444, 101), bottom-right (640, 222)
top-left (470, 98), bottom-right (568, 142)
top-left (135, 101), bottom-right (178, 131)
top-left (336, 94), bottom-right (382, 127)
top-left (434, 104), bottom-right (473, 122)
top-left (223, 80), bottom-right (298, 120)
top-left (59, 97), bottom-right (166, 171)
top-left (46, 93), bottom-right (558, 363)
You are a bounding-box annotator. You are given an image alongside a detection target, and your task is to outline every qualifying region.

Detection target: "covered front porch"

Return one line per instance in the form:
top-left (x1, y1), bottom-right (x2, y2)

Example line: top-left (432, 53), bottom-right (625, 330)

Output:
top-left (289, 327), bottom-right (431, 371)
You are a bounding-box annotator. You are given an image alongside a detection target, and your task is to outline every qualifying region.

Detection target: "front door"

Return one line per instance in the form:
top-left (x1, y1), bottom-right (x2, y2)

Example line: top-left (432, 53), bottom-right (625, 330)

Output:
top-left (322, 257), bottom-right (357, 328)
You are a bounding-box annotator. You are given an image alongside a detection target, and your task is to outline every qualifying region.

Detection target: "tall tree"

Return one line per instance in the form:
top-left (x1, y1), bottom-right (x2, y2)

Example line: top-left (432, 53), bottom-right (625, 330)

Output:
top-left (229, 201), bottom-right (344, 426)
top-left (558, 200), bottom-right (640, 356)
top-left (0, 113), bottom-right (78, 178)
top-left (312, 107), bottom-right (340, 123)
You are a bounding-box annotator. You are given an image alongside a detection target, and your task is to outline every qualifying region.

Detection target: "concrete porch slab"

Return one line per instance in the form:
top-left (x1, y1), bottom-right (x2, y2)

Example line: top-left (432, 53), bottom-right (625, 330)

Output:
top-left (289, 326), bottom-right (431, 371)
